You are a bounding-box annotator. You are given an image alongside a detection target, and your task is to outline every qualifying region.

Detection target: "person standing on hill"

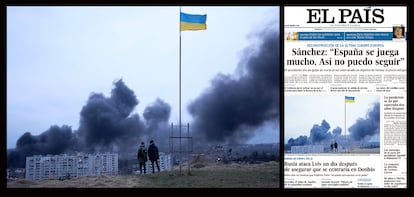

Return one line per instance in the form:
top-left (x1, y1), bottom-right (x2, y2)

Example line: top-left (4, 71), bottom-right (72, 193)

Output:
top-left (137, 142), bottom-right (148, 174)
top-left (148, 139), bottom-right (160, 173)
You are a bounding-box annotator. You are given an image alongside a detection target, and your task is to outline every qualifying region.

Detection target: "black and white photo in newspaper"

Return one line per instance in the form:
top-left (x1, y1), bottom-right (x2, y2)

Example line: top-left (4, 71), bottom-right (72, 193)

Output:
top-left (283, 6), bottom-right (407, 188)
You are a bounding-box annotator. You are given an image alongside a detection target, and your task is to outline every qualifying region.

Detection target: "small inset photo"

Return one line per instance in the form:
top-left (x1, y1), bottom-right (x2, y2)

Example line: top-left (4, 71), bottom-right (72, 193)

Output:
top-left (393, 25), bottom-right (405, 39)
top-left (286, 32), bottom-right (298, 40)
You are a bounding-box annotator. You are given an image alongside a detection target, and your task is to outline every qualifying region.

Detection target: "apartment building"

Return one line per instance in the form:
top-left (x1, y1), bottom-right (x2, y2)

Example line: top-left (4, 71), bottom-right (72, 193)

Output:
top-left (25, 153), bottom-right (118, 181)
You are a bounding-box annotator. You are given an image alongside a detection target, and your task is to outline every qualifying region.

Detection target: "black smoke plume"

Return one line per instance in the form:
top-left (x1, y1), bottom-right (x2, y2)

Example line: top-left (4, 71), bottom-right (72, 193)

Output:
top-left (7, 125), bottom-right (77, 168)
top-left (143, 98), bottom-right (171, 151)
top-left (7, 79), bottom-right (170, 168)
top-left (76, 79), bottom-right (145, 152)
top-left (143, 98), bottom-right (171, 130)
top-left (332, 127), bottom-right (342, 138)
top-left (309, 120), bottom-right (333, 143)
top-left (285, 119), bottom-right (336, 150)
top-left (287, 135), bottom-right (308, 147)
top-left (188, 26), bottom-right (279, 146)
top-left (348, 102), bottom-right (380, 141)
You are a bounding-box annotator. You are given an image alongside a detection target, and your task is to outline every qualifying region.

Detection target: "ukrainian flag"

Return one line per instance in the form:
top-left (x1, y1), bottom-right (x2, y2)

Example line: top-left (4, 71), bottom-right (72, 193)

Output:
top-left (345, 96), bottom-right (355, 103)
top-left (180, 12), bottom-right (207, 31)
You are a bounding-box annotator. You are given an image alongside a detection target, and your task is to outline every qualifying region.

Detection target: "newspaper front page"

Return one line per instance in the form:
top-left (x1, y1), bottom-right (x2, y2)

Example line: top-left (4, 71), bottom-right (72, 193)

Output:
top-left (283, 6), bottom-right (407, 188)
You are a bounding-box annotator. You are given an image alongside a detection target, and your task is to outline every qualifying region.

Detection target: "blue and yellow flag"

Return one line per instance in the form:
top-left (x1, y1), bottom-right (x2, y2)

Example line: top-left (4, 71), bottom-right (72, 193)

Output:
top-left (345, 96), bottom-right (355, 103)
top-left (180, 12), bottom-right (207, 31)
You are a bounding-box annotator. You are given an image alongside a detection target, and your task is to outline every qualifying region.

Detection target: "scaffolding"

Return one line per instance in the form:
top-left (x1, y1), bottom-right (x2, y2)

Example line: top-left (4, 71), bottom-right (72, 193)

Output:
top-left (169, 122), bottom-right (192, 175)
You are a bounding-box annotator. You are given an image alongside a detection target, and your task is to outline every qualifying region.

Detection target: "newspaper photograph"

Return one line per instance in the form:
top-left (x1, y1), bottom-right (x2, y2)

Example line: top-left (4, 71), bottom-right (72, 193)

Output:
top-left (283, 6), bottom-right (407, 188)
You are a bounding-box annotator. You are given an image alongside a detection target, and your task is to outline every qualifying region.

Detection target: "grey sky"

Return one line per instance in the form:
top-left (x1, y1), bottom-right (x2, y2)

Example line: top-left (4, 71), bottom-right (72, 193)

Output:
top-left (284, 95), bottom-right (380, 143)
top-left (7, 6), bottom-right (280, 149)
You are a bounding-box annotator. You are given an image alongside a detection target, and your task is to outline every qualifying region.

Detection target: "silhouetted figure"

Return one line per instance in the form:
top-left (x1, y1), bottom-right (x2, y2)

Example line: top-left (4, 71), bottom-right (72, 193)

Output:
top-left (334, 141), bottom-right (338, 152)
top-left (148, 139), bottom-right (160, 173)
top-left (137, 142), bottom-right (148, 174)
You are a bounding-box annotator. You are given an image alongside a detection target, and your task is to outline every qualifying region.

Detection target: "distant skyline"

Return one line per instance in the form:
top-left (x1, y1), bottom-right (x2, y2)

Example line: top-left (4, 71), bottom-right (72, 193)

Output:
top-left (7, 6), bottom-right (280, 149)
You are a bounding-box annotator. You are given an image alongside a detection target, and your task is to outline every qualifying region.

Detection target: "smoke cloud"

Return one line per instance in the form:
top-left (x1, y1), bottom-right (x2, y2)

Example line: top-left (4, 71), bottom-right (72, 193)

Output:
top-left (348, 102), bottom-right (380, 141)
top-left (309, 120), bottom-right (333, 143)
top-left (285, 119), bottom-right (336, 150)
top-left (188, 26), bottom-right (280, 145)
top-left (80, 82), bottom-right (171, 151)
top-left (143, 98), bottom-right (172, 151)
top-left (76, 79), bottom-right (145, 152)
top-left (332, 127), bottom-right (342, 138)
top-left (7, 79), bottom-right (169, 168)
top-left (287, 135), bottom-right (308, 147)
top-left (143, 98), bottom-right (171, 130)
top-left (7, 125), bottom-right (77, 168)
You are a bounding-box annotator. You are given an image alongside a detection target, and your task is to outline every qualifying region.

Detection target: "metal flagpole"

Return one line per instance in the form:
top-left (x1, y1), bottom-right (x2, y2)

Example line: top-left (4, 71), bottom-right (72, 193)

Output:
top-left (345, 97), bottom-right (347, 152)
top-left (345, 97), bottom-right (346, 139)
top-left (179, 6), bottom-right (182, 174)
